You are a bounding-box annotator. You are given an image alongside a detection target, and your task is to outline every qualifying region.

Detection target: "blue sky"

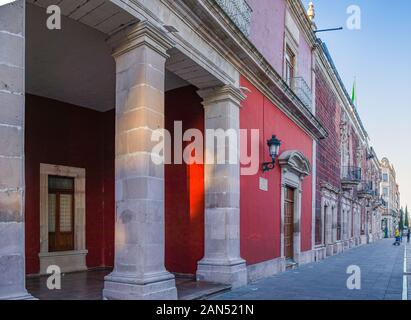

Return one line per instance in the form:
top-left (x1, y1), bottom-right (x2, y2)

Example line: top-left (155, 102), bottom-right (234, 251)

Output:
top-left (303, 0), bottom-right (411, 209)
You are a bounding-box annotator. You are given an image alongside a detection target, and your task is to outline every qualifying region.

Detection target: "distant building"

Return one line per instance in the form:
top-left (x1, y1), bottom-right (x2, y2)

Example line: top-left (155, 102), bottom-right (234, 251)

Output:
top-left (380, 158), bottom-right (401, 237)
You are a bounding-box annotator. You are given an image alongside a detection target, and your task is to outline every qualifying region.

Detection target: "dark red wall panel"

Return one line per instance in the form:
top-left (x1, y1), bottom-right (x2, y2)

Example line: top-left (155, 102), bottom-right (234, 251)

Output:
top-left (165, 86), bottom-right (205, 275)
top-left (24, 95), bottom-right (115, 274)
top-left (240, 76), bottom-right (314, 265)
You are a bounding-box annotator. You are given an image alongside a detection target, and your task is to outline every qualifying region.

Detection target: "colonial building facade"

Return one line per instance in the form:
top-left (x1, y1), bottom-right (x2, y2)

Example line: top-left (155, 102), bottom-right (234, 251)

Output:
top-left (0, 0), bottom-right (398, 300)
top-left (380, 157), bottom-right (401, 237)
top-left (312, 38), bottom-right (387, 259)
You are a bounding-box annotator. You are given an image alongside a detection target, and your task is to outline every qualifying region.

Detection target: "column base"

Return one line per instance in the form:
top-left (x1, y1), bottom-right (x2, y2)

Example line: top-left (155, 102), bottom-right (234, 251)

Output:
top-left (196, 258), bottom-right (247, 289)
top-left (1, 292), bottom-right (36, 300)
top-left (103, 271), bottom-right (177, 300)
top-left (246, 257), bottom-right (286, 283)
top-left (335, 241), bottom-right (344, 254)
top-left (326, 244), bottom-right (335, 257)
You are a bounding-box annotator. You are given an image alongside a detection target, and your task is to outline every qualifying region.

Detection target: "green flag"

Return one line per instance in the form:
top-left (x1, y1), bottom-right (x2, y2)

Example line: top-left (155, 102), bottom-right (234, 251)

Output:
top-left (351, 78), bottom-right (357, 107)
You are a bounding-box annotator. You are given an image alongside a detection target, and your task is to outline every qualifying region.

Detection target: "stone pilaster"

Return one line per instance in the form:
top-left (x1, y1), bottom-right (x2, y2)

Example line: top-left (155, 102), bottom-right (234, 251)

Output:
top-left (196, 85), bottom-right (247, 289)
top-left (0, 0), bottom-right (33, 300)
top-left (103, 21), bottom-right (177, 300)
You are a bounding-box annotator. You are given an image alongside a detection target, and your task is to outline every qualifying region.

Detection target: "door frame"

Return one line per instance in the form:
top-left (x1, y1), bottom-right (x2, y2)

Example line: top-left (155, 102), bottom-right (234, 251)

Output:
top-left (279, 151), bottom-right (311, 264)
top-left (283, 186), bottom-right (296, 259)
top-left (38, 164), bottom-right (88, 275)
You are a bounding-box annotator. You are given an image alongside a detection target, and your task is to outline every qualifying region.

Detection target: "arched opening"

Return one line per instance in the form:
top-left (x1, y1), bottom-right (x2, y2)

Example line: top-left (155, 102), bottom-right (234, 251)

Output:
top-left (24, 1), bottom-right (224, 299)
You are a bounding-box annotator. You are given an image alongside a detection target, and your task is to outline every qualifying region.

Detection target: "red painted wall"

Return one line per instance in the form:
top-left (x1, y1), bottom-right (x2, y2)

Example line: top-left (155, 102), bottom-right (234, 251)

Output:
top-left (315, 68), bottom-right (342, 230)
top-left (165, 86), bottom-right (205, 275)
top-left (240, 76), bottom-right (313, 265)
top-left (25, 95), bottom-right (115, 274)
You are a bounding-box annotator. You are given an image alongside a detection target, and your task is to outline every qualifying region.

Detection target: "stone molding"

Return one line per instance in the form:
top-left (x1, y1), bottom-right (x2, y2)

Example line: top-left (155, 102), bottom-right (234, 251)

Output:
top-left (197, 84), bottom-right (246, 108)
top-left (279, 150), bottom-right (311, 264)
top-left (39, 164), bottom-right (87, 274)
top-left (278, 150), bottom-right (311, 177)
top-left (320, 182), bottom-right (340, 197)
top-left (108, 20), bottom-right (174, 59)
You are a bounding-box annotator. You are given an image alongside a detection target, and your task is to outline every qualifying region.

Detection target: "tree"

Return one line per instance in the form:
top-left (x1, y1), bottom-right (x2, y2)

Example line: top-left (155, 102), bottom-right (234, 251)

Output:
top-left (405, 206), bottom-right (409, 228)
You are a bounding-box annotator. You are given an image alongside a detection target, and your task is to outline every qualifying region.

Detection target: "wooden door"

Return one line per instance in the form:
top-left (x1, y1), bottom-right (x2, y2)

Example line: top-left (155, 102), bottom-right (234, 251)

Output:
top-left (284, 187), bottom-right (295, 259)
top-left (48, 176), bottom-right (75, 252)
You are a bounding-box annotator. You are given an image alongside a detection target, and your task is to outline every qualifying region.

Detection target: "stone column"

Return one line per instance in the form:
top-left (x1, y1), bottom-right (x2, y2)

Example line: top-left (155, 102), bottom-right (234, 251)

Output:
top-left (196, 85), bottom-right (247, 289)
top-left (0, 1), bottom-right (32, 300)
top-left (332, 206), bottom-right (338, 243)
top-left (103, 21), bottom-right (177, 300)
top-left (325, 205), bottom-right (332, 245)
top-left (365, 207), bottom-right (371, 242)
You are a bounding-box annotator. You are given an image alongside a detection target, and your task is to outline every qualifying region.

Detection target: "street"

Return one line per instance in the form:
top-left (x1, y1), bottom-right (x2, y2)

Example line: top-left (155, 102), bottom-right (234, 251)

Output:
top-left (212, 239), bottom-right (410, 300)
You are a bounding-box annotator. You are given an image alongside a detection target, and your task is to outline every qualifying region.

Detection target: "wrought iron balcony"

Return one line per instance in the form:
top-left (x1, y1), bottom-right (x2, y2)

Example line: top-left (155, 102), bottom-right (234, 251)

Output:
top-left (291, 77), bottom-right (313, 110)
top-left (341, 166), bottom-right (362, 190)
top-left (373, 196), bottom-right (387, 209)
top-left (357, 181), bottom-right (374, 199)
top-left (215, 0), bottom-right (252, 37)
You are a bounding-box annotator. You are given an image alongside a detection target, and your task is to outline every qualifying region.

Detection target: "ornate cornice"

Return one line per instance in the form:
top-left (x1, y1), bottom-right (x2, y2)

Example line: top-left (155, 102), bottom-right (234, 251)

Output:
top-left (197, 85), bottom-right (246, 108)
top-left (320, 182), bottom-right (340, 195)
top-left (108, 20), bottom-right (174, 58)
top-left (279, 150), bottom-right (311, 177)
top-left (314, 42), bottom-right (368, 144)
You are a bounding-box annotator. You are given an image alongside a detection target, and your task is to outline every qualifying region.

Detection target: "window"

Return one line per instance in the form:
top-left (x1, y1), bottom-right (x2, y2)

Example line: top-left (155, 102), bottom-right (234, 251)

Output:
top-left (315, 205), bottom-right (326, 246)
top-left (361, 210), bottom-right (365, 235)
top-left (383, 173), bottom-right (388, 182)
top-left (337, 209), bottom-right (342, 241)
top-left (351, 210), bottom-right (354, 237)
top-left (48, 176), bottom-right (75, 252)
top-left (383, 187), bottom-right (389, 197)
top-left (285, 46), bottom-right (296, 88)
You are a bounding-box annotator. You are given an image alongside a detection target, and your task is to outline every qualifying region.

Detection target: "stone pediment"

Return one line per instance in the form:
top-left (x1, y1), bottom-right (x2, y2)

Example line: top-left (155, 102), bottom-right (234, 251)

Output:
top-left (279, 150), bottom-right (311, 177)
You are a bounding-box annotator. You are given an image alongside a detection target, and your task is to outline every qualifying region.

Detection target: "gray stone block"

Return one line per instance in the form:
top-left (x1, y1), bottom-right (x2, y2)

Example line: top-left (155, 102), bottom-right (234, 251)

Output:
top-left (0, 64), bottom-right (23, 94)
top-left (0, 1), bottom-right (24, 35)
top-left (0, 191), bottom-right (22, 222)
top-left (0, 157), bottom-right (22, 190)
top-left (0, 125), bottom-right (22, 157)
top-left (0, 33), bottom-right (24, 68)
top-left (0, 92), bottom-right (23, 126)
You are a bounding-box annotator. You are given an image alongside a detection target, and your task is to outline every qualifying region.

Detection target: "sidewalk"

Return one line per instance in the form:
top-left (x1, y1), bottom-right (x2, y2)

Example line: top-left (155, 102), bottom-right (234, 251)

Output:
top-left (211, 239), bottom-right (408, 300)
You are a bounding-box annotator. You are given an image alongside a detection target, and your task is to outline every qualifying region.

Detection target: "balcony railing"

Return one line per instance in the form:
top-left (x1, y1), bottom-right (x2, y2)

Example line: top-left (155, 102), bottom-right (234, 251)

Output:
top-left (357, 181), bottom-right (374, 199)
top-left (374, 196), bottom-right (387, 209)
top-left (215, 0), bottom-right (252, 37)
top-left (291, 77), bottom-right (313, 110)
top-left (342, 166), bottom-right (362, 181)
top-left (341, 166), bottom-right (362, 190)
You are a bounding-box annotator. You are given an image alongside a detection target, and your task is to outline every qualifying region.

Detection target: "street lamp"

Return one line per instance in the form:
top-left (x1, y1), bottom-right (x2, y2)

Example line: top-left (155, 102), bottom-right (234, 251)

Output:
top-left (262, 135), bottom-right (281, 172)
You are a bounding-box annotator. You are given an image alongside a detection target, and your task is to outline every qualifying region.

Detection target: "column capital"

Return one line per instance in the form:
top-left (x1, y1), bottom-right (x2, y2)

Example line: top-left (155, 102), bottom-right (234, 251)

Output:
top-left (109, 20), bottom-right (174, 59)
top-left (197, 85), bottom-right (246, 108)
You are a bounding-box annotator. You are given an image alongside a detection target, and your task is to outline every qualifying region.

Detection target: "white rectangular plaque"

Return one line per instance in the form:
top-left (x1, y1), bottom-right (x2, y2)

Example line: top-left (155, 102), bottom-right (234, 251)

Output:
top-left (259, 177), bottom-right (268, 191)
